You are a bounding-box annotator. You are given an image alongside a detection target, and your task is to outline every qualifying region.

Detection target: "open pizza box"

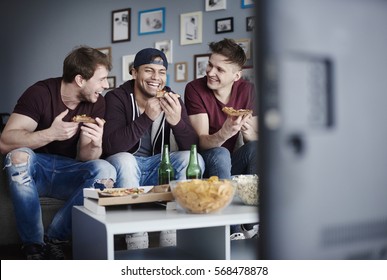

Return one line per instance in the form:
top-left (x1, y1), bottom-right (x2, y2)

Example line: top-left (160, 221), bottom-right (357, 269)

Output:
top-left (83, 185), bottom-right (175, 215)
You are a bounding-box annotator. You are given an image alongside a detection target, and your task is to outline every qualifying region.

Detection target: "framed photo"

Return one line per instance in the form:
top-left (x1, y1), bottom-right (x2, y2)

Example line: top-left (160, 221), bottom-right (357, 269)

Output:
top-left (112, 8), bottom-right (131, 43)
top-left (180, 11), bottom-right (203, 45)
top-left (205, 0), bottom-right (227, 11)
top-left (235, 38), bottom-right (252, 59)
top-left (175, 62), bottom-right (188, 82)
top-left (107, 76), bottom-right (116, 89)
top-left (194, 54), bottom-right (210, 79)
top-left (122, 54), bottom-right (136, 81)
top-left (155, 39), bottom-right (173, 64)
top-left (215, 17), bottom-right (234, 34)
top-left (241, 0), bottom-right (255, 9)
top-left (246, 16), bottom-right (255, 31)
top-left (241, 66), bottom-right (255, 84)
top-left (138, 8), bottom-right (165, 35)
top-left (96, 47), bottom-right (112, 62)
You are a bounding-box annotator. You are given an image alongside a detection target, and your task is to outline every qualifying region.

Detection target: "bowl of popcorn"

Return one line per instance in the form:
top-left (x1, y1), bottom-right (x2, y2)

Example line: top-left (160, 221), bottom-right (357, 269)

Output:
top-left (169, 176), bottom-right (235, 214)
top-left (231, 174), bottom-right (259, 206)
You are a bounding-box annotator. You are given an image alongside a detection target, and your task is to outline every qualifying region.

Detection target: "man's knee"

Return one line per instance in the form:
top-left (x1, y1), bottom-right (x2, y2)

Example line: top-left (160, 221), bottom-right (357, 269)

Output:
top-left (8, 150), bottom-right (30, 165)
top-left (5, 150), bottom-right (32, 185)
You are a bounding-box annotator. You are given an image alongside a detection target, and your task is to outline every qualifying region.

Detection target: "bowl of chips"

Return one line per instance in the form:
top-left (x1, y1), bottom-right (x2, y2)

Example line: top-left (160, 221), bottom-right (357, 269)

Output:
top-left (169, 176), bottom-right (235, 214)
top-left (231, 174), bottom-right (259, 206)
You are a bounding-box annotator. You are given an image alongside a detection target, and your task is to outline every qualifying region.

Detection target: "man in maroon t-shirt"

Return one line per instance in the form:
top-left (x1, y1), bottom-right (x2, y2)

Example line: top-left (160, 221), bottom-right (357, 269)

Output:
top-left (184, 39), bottom-right (259, 240)
top-left (0, 47), bottom-right (116, 259)
top-left (184, 38), bottom-right (258, 179)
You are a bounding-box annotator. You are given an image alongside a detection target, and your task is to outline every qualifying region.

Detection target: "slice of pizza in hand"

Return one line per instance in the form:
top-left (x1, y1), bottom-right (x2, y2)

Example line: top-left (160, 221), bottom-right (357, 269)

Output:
top-left (222, 107), bottom-right (253, 117)
top-left (156, 89), bottom-right (168, 98)
top-left (72, 114), bottom-right (105, 124)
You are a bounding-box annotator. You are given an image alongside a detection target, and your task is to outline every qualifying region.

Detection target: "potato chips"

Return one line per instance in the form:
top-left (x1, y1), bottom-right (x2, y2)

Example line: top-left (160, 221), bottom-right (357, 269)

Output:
top-left (171, 177), bottom-right (235, 214)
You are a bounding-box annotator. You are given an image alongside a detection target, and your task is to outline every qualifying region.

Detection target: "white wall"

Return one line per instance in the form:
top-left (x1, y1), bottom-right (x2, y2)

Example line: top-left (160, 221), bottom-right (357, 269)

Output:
top-left (0, 0), bottom-right (254, 113)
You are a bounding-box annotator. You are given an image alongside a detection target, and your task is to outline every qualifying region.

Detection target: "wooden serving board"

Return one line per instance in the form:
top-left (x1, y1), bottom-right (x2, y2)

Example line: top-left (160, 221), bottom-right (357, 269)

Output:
top-left (83, 185), bottom-right (174, 206)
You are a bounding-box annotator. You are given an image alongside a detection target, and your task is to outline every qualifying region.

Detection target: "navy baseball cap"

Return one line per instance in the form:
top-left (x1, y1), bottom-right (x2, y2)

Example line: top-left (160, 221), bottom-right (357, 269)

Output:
top-left (133, 48), bottom-right (168, 70)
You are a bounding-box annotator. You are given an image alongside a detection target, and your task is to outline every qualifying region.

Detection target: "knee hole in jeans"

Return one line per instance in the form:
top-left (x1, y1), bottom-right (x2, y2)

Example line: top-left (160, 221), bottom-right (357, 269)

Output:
top-left (9, 151), bottom-right (29, 166)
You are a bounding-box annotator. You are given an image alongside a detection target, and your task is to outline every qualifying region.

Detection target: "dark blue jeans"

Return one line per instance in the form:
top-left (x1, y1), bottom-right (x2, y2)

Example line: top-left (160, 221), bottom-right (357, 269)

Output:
top-left (201, 140), bottom-right (258, 179)
top-left (4, 148), bottom-right (116, 245)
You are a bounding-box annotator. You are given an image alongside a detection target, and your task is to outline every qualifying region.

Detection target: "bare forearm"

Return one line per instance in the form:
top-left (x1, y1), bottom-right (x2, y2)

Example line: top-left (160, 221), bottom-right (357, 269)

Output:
top-left (77, 145), bottom-right (102, 161)
top-left (0, 129), bottom-right (55, 154)
top-left (198, 128), bottom-right (229, 150)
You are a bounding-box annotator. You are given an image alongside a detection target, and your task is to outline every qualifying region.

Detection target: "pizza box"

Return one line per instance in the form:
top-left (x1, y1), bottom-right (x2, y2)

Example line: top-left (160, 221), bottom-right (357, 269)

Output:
top-left (83, 185), bottom-right (174, 207)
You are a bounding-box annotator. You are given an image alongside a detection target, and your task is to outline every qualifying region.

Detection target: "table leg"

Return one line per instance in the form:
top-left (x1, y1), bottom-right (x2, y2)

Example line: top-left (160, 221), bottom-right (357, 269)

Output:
top-left (177, 226), bottom-right (230, 259)
top-left (72, 207), bottom-right (110, 260)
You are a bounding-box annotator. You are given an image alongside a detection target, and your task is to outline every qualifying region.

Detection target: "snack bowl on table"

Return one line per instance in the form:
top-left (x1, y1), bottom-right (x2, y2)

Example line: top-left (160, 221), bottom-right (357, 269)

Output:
top-left (169, 176), bottom-right (235, 214)
top-left (231, 174), bottom-right (259, 206)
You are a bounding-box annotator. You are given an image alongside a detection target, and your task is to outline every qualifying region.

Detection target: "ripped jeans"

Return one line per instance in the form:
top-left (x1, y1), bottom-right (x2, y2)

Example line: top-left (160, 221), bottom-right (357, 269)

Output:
top-left (3, 148), bottom-right (116, 246)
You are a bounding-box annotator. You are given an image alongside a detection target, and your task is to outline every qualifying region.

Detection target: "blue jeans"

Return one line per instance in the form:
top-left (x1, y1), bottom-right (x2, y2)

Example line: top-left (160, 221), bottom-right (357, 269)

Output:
top-left (106, 151), bottom-right (205, 187)
top-left (3, 148), bottom-right (116, 245)
top-left (201, 141), bottom-right (258, 179)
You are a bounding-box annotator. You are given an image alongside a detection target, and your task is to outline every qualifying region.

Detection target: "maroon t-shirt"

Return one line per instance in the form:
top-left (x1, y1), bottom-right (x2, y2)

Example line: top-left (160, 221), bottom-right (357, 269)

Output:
top-left (184, 76), bottom-right (256, 152)
top-left (13, 77), bottom-right (105, 158)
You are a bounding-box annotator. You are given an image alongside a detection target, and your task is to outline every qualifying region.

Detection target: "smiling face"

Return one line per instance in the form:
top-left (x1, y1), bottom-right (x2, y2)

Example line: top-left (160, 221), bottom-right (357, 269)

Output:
top-left (132, 60), bottom-right (167, 98)
top-left (78, 65), bottom-right (110, 103)
top-left (206, 53), bottom-right (242, 94)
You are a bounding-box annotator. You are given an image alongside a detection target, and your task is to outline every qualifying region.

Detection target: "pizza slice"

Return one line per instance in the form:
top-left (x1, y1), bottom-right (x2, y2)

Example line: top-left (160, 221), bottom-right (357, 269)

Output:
top-left (72, 114), bottom-right (105, 124)
top-left (222, 106), bottom-right (253, 117)
top-left (156, 89), bottom-right (168, 98)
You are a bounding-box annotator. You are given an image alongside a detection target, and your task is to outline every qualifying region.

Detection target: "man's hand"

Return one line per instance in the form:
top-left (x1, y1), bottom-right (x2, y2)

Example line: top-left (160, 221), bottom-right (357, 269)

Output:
top-left (160, 92), bottom-right (181, 126)
top-left (220, 114), bottom-right (250, 140)
top-left (241, 115), bottom-right (258, 141)
top-left (79, 117), bottom-right (105, 148)
top-left (49, 109), bottom-right (79, 141)
top-left (144, 98), bottom-right (163, 121)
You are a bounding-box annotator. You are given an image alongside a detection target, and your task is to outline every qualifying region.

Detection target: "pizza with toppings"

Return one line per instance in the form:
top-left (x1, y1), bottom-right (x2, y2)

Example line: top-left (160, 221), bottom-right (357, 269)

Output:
top-left (222, 106), bottom-right (253, 117)
top-left (156, 89), bottom-right (167, 98)
top-left (98, 187), bottom-right (145, 197)
top-left (72, 114), bottom-right (105, 124)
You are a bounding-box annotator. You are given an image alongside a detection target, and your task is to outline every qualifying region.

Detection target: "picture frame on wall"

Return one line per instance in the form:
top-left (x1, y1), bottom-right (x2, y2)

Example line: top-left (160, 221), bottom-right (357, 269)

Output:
top-left (194, 53), bottom-right (210, 79)
top-left (107, 76), bottom-right (116, 89)
top-left (180, 11), bottom-right (203, 45)
top-left (96, 47), bottom-right (112, 62)
top-left (112, 8), bottom-right (131, 43)
top-left (215, 17), bottom-right (234, 34)
top-left (122, 54), bottom-right (136, 81)
top-left (241, 0), bottom-right (255, 9)
top-left (235, 38), bottom-right (252, 59)
top-left (175, 62), bottom-right (188, 82)
top-left (138, 8), bottom-right (165, 35)
top-left (205, 0), bottom-right (227, 11)
top-left (155, 40), bottom-right (173, 64)
top-left (246, 16), bottom-right (255, 31)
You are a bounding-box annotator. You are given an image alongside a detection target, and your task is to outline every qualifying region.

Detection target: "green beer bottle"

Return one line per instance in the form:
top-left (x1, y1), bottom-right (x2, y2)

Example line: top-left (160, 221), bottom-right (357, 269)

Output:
top-left (158, 144), bottom-right (175, 185)
top-left (186, 144), bottom-right (202, 179)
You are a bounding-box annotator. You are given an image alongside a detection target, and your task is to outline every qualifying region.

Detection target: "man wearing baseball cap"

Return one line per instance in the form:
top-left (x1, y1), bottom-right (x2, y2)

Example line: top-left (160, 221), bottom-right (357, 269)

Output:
top-left (102, 48), bottom-right (205, 248)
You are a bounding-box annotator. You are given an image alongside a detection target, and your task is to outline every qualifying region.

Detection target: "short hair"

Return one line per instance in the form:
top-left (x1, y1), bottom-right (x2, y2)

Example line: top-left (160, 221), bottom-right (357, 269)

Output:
top-left (208, 38), bottom-right (246, 69)
top-left (62, 46), bottom-right (112, 83)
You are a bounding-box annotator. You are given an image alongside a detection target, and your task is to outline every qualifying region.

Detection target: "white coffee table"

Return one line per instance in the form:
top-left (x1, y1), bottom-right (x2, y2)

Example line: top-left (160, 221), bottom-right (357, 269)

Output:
top-left (72, 199), bottom-right (259, 260)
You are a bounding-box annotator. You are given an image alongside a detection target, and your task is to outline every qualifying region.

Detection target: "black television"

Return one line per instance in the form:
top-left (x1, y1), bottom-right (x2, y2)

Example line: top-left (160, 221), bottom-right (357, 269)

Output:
top-left (256, 0), bottom-right (387, 259)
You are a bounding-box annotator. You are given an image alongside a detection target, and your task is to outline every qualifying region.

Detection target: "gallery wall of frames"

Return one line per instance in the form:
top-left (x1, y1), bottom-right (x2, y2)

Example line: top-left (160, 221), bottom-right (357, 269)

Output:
top-left (0, 0), bottom-right (255, 113)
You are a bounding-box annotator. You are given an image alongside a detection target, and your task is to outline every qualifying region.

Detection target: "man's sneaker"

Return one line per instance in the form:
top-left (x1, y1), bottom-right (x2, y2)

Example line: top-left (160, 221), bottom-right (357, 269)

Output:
top-left (46, 240), bottom-right (67, 260)
top-left (125, 232), bottom-right (149, 250)
top-left (230, 232), bottom-right (246, 240)
top-left (159, 230), bottom-right (176, 247)
top-left (230, 224), bottom-right (259, 240)
top-left (22, 244), bottom-right (46, 260)
top-left (241, 224), bottom-right (259, 239)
